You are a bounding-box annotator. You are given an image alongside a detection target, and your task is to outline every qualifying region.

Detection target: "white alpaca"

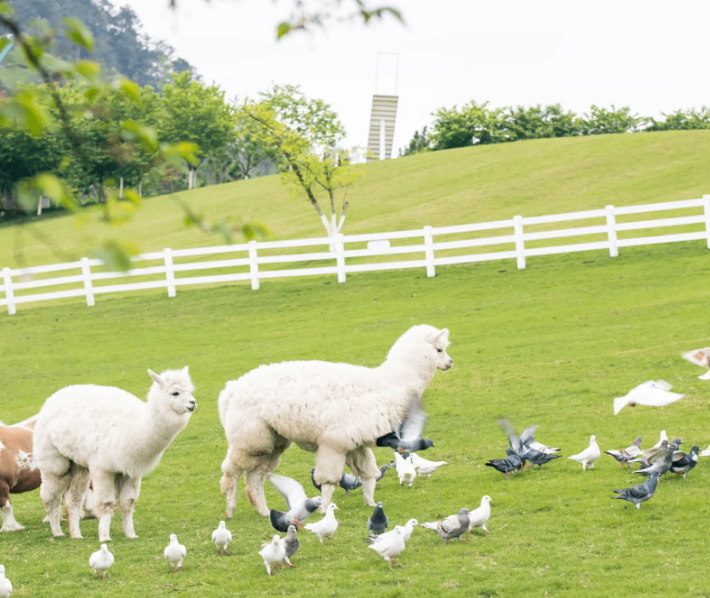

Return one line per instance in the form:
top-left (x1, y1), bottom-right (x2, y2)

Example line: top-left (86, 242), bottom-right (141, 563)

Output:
top-left (219, 325), bottom-right (453, 517)
top-left (34, 368), bottom-right (196, 541)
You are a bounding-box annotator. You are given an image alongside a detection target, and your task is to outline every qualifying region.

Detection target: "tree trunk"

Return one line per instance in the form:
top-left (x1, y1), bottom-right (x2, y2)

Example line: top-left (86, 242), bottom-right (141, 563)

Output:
top-left (119, 176), bottom-right (124, 199)
top-left (138, 179), bottom-right (143, 197)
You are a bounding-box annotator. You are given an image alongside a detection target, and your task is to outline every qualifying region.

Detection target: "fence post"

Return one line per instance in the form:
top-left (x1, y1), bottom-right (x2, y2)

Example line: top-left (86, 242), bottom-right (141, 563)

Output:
top-left (605, 204), bottom-right (619, 257)
top-left (424, 225), bottom-right (435, 278)
top-left (513, 215), bottom-right (526, 270)
top-left (81, 257), bottom-right (95, 307)
top-left (163, 248), bottom-right (176, 298)
top-left (248, 240), bottom-right (260, 290)
top-left (2, 267), bottom-right (15, 316)
top-left (336, 234), bottom-right (346, 283)
top-left (704, 195), bottom-right (710, 250)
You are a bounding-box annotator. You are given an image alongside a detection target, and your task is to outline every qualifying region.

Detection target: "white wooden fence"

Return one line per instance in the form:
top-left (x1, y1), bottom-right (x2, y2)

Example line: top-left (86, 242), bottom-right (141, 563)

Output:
top-left (2, 196), bottom-right (709, 316)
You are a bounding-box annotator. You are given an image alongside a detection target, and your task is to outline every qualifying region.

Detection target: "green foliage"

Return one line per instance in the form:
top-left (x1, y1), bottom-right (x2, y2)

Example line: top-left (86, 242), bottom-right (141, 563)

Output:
top-left (399, 126), bottom-right (430, 157)
top-left (429, 102), bottom-right (654, 150)
top-left (0, 241), bottom-right (709, 597)
top-left (160, 71), bottom-right (236, 166)
top-left (3, 0), bottom-right (196, 89)
top-left (646, 107), bottom-right (710, 131)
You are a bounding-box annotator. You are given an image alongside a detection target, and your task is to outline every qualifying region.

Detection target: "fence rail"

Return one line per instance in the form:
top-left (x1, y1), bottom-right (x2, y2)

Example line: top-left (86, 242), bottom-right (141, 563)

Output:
top-left (2, 196), bottom-right (709, 315)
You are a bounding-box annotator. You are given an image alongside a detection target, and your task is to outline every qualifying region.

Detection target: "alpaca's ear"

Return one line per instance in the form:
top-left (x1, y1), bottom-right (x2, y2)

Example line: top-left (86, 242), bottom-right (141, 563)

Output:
top-left (181, 366), bottom-right (189, 376)
top-left (147, 369), bottom-right (166, 389)
top-left (434, 328), bottom-right (450, 345)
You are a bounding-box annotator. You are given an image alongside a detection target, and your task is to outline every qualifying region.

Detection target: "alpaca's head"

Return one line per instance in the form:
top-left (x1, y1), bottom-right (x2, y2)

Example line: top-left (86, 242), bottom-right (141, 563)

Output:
top-left (148, 367), bottom-right (197, 416)
top-left (386, 325), bottom-right (453, 372)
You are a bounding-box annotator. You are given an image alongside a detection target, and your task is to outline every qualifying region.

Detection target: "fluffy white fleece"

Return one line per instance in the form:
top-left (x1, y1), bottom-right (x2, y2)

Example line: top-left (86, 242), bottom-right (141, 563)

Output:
top-left (33, 367), bottom-right (196, 541)
top-left (218, 324), bottom-right (452, 517)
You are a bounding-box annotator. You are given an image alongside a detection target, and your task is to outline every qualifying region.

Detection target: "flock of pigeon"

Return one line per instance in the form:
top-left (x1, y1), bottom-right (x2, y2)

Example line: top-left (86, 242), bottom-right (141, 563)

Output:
top-left (1, 349), bottom-right (708, 590)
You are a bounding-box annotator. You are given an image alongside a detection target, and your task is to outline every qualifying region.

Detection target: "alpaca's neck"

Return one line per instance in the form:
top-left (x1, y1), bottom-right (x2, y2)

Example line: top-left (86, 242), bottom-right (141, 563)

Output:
top-left (378, 354), bottom-right (437, 394)
top-left (127, 400), bottom-right (188, 474)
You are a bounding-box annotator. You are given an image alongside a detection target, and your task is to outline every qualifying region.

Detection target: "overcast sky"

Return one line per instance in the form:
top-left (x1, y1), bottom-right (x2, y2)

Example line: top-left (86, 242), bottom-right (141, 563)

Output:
top-left (123, 0), bottom-right (710, 154)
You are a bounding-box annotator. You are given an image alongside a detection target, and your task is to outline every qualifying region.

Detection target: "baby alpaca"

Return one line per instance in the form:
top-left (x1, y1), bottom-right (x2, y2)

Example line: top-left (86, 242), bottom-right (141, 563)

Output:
top-left (34, 368), bottom-right (196, 541)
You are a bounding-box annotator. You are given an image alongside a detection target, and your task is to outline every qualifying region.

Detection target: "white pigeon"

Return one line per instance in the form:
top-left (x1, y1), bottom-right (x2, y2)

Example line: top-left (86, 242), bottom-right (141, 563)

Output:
top-left (303, 503), bottom-right (339, 544)
top-left (653, 430), bottom-right (669, 449)
top-left (393, 452), bottom-right (417, 487)
top-left (368, 525), bottom-right (406, 563)
top-left (700, 443), bottom-right (710, 457)
top-left (0, 565), bottom-right (12, 598)
top-left (259, 534), bottom-right (286, 576)
top-left (568, 435), bottom-right (601, 470)
top-left (682, 348), bottom-right (710, 380)
top-left (89, 544), bottom-right (114, 578)
top-left (212, 521), bottom-right (232, 554)
top-left (467, 495), bottom-right (493, 534)
top-left (408, 453), bottom-right (447, 478)
top-left (371, 518), bottom-right (418, 544)
top-left (164, 534), bottom-right (186, 572)
top-left (613, 380), bottom-right (684, 415)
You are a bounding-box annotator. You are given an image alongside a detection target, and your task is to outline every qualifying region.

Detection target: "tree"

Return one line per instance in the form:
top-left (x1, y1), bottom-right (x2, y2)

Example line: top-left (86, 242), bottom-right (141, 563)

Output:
top-left (160, 71), bottom-right (236, 189)
top-left (505, 104), bottom-right (582, 140)
top-left (582, 105), bottom-right (646, 135)
top-left (245, 95), bottom-right (362, 239)
top-left (646, 108), bottom-right (710, 131)
top-left (399, 126), bottom-right (430, 157)
top-left (430, 101), bottom-right (510, 150)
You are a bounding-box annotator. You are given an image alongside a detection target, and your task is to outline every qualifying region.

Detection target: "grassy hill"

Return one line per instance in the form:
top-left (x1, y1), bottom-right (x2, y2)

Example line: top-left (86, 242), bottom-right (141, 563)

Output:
top-left (1, 132), bottom-right (710, 597)
top-left (1, 130), bottom-right (710, 269)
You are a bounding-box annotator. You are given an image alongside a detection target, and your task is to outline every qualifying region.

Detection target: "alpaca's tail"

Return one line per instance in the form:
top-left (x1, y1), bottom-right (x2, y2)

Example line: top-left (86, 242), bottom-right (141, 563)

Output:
top-left (217, 382), bottom-right (238, 427)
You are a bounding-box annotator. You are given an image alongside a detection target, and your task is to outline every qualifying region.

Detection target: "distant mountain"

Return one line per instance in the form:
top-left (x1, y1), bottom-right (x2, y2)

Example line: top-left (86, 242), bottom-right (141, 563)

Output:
top-left (4, 0), bottom-right (198, 88)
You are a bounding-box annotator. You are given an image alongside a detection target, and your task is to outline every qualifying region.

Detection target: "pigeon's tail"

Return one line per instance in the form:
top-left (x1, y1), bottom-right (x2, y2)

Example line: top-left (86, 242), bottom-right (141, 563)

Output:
top-left (610, 495), bottom-right (625, 500)
top-left (421, 522), bottom-right (439, 532)
top-left (613, 396), bottom-right (629, 415)
top-left (376, 432), bottom-right (399, 448)
top-left (568, 455), bottom-right (583, 462)
top-left (699, 370), bottom-right (710, 380)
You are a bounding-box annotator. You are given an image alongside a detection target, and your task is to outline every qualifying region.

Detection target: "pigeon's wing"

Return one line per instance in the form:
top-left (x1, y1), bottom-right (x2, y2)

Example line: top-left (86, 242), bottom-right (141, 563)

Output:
top-left (635, 385), bottom-right (684, 408)
top-left (399, 392), bottom-right (428, 441)
top-left (180, 544), bottom-right (187, 557)
top-left (163, 546), bottom-right (169, 559)
top-left (266, 474), bottom-right (308, 510)
top-left (672, 451), bottom-right (687, 461)
top-left (646, 448), bottom-right (669, 464)
top-left (520, 425), bottom-right (538, 446)
top-left (623, 483), bottom-right (652, 500)
top-left (682, 349), bottom-right (710, 368)
top-left (613, 396), bottom-right (630, 415)
top-left (439, 514), bottom-right (461, 534)
top-left (227, 530), bottom-right (233, 542)
top-left (699, 370), bottom-right (710, 380)
top-left (498, 419), bottom-right (523, 453)
top-left (211, 530), bottom-right (217, 541)
top-left (89, 553), bottom-right (98, 567)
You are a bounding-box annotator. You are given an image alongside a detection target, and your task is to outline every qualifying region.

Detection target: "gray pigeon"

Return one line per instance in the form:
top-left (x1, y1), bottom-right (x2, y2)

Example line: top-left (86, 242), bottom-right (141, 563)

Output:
top-left (267, 473), bottom-right (322, 532)
top-left (310, 468), bottom-right (363, 496)
top-left (499, 419), bottom-right (560, 469)
top-left (422, 508), bottom-right (471, 544)
top-left (605, 437), bottom-right (642, 468)
top-left (669, 445), bottom-right (699, 479)
top-left (485, 454), bottom-right (522, 480)
top-left (611, 473), bottom-right (660, 509)
top-left (376, 389), bottom-right (434, 453)
top-left (367, 502), bottom-right (389, 535)
top-left (634, 440), bottom-right (679, 478)
top-left (280, 525), bottom-right (299, 567)
top-left (375, 464), bottom-right (390, 483)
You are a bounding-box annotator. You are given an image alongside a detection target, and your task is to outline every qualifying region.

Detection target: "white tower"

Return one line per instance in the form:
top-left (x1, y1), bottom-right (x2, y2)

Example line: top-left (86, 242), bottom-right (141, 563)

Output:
top-left (367, 53), bottom-right (399, 161)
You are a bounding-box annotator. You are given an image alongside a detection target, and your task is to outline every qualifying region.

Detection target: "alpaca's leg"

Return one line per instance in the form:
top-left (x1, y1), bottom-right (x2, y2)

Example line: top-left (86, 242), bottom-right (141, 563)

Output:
top-left (65, 464), bottom-right (91, 539)
top-left (92, 470), bottom-right (118, 542)
top-left (220, 448), bottom-right (244, 520)
top-left (0, 483), bottom-right (24, 532)
top-left (244, 458), bottom-right (275, 517)
top-left (40, 470), bottom-right (72, 537)
top-left (118, 475), bottom-right (142, 539)
top-left (314, 446), bottom-right (346, 512)
top-left (346, 447), bottom-right (379, 507)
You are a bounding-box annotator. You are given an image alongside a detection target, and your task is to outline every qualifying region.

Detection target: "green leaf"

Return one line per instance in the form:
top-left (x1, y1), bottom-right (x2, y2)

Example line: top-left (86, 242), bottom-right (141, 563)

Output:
top-left (241, 221), bottom-right (270, 241)
top-left (164, 141), bottom-right (200, 165)
top-left (123, 190), bottom-right (142, 206)
top-left (0, 37), bottom-right (10, 54)
top-left (63, 17), bottom-right (95, 51)
top-left (74, 60), bottom-right (101, 82)
top-left (276, 21), bottom-right (292, 39)
top-left (0, 3), bottom-right (15, 17)
top-left (0, 93), bottom-right (50, 137)
top-left (122, 120), bottom-right (159, 153)
top-left (93, 240), bottom-right (139, 272)
top-left (117, 78), bottom-right (144, 109)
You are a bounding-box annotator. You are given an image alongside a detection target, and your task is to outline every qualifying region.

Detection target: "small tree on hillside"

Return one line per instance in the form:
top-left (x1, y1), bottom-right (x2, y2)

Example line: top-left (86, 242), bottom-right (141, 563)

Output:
top-left (245, 87), bottom-right (362, 239)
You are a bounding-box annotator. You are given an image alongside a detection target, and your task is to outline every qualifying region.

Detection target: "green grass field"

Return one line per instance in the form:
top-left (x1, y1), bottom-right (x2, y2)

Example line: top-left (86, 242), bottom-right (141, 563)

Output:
top-left (2, 130), bottom-right (710, 269)
top-left (1, 240), bottom-right (710, 597)
top-left (1, 133), bottom-right (710, 597)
